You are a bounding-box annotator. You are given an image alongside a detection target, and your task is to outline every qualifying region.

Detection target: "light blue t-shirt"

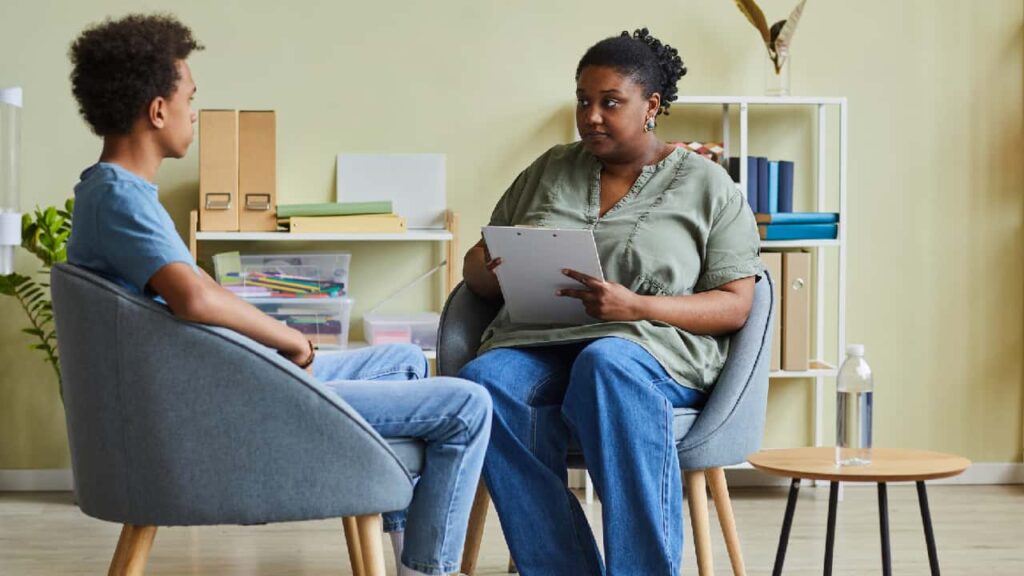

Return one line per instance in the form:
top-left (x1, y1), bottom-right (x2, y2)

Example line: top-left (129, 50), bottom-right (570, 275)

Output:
top-left (67, 162), bottom-right (194, 296)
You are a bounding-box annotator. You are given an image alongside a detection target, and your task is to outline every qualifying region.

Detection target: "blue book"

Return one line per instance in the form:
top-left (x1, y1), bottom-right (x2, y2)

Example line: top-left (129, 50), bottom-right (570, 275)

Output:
top-left (755, 212), bottom-right (839, 225)
top-left (778, 160), bottom-right (795, 212)
top-left (758, 223), bottom-right (838, 241)
top-left (756, 157), bottom-right (769, 213)
top-left (745, 156), bottom-right (758, 212)
top-left (768, 161), bottom-right (779, 213)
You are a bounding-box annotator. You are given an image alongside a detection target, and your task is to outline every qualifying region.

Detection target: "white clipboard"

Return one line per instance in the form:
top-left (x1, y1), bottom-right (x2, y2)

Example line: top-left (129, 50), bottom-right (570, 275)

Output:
top-left (482, 226), bottom-right (604, 325)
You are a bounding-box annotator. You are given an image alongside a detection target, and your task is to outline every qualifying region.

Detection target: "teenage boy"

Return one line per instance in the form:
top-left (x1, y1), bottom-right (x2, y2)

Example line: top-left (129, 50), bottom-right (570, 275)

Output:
top-left (66, 14), bottom-right (489, 576)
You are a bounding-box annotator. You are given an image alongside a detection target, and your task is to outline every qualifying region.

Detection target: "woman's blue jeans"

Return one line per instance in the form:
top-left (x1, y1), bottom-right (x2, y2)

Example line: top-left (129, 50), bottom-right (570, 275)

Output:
top-left (459, 337), bottom-right (706, 576)
top-left (314, 343), bottom-right (492, 575)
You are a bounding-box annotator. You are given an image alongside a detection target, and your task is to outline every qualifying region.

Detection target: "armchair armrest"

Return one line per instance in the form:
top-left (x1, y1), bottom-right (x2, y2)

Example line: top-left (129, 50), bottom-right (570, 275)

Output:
top-left (677, 272), bottom-right (775, 469)
top-left (52, 264), bottom-right (414, 527)
top-left (436, 282), bottom-right (502, 377)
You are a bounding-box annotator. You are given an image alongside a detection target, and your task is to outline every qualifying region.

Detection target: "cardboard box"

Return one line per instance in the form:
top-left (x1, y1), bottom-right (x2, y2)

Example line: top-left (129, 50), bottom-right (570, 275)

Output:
top-left (761, 252), bottom-right (783, 372)
top-left (782, 251), bottom-right (811, 371)
top-left (199, 110), bottom-right (239, 231)
top-left (239, 111), bottom-right (277, 231)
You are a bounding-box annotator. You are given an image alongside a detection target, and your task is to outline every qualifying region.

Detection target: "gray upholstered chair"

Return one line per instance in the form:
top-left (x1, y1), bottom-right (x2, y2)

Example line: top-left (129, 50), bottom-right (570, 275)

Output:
top-left (51, 263), bottom-right (422, 576)
top-left (439, 272), bottom-right (774, 576)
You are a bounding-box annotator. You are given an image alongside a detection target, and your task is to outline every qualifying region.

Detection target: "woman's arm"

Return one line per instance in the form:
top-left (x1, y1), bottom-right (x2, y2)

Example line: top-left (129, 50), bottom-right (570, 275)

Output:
top-left (558, 270), bottom-right (755, 336)
top-left (462, 238), bottom-right (504, 301)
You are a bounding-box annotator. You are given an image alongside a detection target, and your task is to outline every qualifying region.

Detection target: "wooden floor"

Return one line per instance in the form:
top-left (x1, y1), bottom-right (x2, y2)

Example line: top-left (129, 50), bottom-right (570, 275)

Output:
top-left (1, 484), bottom-right (1022, 575)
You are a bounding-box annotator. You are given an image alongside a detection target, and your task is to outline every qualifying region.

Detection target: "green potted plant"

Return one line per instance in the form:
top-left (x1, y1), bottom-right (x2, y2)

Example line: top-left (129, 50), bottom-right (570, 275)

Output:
top-left (0, 199), bottom-right (73, 399)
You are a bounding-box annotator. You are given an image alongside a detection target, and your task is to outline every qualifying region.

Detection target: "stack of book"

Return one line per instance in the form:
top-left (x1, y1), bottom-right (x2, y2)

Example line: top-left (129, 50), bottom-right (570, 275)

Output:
top-left (728, 156), bottom-right (794, 214)
top-left (756, 212), bottom-right (839, 241)
top-left (276, 201), bottom-right (406, 233)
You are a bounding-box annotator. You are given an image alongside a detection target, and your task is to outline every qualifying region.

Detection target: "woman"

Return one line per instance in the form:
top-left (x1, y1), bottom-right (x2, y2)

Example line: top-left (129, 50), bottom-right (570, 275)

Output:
top-left (458, 29), bottom-right (762, 575)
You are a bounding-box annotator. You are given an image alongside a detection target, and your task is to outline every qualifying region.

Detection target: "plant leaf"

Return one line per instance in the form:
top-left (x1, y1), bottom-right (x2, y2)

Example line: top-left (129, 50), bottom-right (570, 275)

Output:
top-left (733, 0), bottom-right (771, 44)
top-left (777, 0), bottom-right (807, 51)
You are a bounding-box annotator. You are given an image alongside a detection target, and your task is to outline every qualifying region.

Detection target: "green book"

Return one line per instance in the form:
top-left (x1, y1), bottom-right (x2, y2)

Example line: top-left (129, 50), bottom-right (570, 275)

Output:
top-left (276, 201), bottom-right (393, 218)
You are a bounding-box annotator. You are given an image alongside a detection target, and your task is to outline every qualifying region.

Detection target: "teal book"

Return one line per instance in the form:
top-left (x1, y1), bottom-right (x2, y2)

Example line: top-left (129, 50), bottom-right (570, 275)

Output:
top-left (276, 201), bottom-right (393, 218)
top-left (758, 223), bottom-right (838, 241)
top-left (768, 161), bottom-right (779, 213)
top-left (755, 212), bottom-right (839, 225)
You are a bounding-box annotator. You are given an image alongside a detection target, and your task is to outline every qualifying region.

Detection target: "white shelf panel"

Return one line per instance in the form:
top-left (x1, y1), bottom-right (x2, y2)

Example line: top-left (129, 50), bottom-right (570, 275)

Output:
top-left (770, 360), bottom-right (837, 379)
top-left (761, 239), bottom-right (840, 249)
top-left (676, 96), bottom-right (846, 106)
top-left (196, 230), bottom-right (452, 242)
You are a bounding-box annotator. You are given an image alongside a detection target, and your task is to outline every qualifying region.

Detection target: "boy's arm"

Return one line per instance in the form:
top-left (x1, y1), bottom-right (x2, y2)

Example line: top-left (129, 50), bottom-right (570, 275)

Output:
top-left (148, 262), bottom-right (312, 367)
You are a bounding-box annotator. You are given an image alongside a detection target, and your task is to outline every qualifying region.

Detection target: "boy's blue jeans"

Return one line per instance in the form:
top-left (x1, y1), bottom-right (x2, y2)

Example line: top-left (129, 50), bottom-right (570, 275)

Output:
top-left (314, 343), bottom-right (491, 575)
top-left (459, 337), bottom-right (706, 576)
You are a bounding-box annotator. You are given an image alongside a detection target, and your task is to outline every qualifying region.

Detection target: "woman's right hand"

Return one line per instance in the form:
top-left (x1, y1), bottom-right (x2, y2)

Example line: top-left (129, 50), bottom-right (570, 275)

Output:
top-left (463, 239), bottom-right (504, 300)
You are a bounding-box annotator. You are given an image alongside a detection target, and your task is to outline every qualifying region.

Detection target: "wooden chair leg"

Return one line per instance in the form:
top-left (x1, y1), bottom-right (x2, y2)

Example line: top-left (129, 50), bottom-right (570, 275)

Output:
top-left (355, 514), bottom-right (386, 576)
top-left (107, 524), bottom-right (157, 576)
top-left (707, 467), bottom-right (746, 576)
top-left (460, 480), bottom-right (491, 575)
top-left (685, 470), bottom-right (714, 576)
top-left (342, 516), bottom-right (366, 576)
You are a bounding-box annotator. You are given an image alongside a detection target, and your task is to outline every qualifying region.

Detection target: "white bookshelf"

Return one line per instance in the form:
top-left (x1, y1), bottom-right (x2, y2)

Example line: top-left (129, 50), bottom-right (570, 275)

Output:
top-left (188, 210), bottom-right (461, 362)
top-left (194, 230), bottom-right (452, 242)
top-left (674, 96), bottom-right (849, 450)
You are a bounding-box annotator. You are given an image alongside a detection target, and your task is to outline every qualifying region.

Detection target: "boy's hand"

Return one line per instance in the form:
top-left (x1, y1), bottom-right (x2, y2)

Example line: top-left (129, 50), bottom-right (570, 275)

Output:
top-left (284, 331), bottom-right (316, 375)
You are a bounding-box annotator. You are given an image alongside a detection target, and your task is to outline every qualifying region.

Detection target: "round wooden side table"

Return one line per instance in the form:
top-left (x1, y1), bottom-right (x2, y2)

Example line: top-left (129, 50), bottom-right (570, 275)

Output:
top-left (748, 447), bottom-right (971, 576)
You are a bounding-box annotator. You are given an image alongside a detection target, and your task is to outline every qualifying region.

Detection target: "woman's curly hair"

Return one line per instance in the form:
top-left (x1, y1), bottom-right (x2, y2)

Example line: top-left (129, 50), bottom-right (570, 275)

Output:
top-left (575, 27), bottom-right (687, 116)
top-left (69, 14), bottom-right (204, 136)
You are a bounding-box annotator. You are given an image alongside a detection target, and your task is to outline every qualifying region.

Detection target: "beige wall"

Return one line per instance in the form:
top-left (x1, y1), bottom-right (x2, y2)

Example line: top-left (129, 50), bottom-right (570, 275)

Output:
top-left (0, 0), bottom-right (1021, 469)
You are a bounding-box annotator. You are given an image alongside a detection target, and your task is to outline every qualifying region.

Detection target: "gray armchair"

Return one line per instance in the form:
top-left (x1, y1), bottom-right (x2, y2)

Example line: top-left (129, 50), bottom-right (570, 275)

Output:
top-left (439, 272), bottom-right (774, 576)
top-left (51, 263), bottom-right (421, 576)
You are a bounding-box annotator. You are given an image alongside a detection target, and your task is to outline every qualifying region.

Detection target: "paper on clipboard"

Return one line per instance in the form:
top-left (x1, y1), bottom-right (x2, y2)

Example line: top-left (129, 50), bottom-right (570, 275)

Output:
top-left (482, 226), bottom-right (604, 325)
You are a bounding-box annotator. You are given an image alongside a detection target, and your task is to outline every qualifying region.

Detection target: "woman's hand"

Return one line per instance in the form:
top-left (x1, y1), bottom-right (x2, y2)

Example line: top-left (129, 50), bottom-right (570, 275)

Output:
top-left (557, 269), bottom-right (641, 322)
top-left (463, 239), bottom-right (504, 301)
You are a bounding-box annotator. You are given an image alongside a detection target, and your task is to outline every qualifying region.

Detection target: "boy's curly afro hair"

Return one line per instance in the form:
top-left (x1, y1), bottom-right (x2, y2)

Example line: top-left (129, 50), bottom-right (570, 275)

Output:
top-left (69, 13), bottom-right (203, 136)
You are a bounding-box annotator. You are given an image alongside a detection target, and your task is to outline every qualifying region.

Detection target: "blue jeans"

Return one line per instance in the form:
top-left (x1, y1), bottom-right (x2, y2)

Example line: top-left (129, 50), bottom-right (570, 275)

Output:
top-left (458, 337), bottom-right (706, 576)
top-left (314, 343), bottom-right (492, 575)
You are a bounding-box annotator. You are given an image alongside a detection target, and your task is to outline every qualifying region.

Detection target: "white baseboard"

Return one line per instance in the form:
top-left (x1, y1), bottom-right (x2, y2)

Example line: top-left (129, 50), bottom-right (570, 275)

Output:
top-left (0, 469), bottom-right (74, 491)
top-left (2, 463), bottom-right (1021, 492)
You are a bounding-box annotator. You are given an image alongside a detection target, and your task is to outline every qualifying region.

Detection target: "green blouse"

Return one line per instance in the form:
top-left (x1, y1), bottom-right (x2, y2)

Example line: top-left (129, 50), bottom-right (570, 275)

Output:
top-left (478, 142), bottom-right (763, 392)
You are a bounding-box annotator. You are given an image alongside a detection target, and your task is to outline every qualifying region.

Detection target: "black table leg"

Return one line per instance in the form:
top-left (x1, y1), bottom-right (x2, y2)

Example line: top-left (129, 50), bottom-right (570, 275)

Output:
top-left (917, 481), bottom-right (941, 575)
top-left (824, 481), bottom-right (840, 576)
top-left (773, 478), bottom-right (801, 576)
top-left (878, 482), bottom-right (892, 576)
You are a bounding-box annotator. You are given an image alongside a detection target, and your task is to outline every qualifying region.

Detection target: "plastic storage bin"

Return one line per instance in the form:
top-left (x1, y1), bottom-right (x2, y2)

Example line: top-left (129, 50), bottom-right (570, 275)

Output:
top-left (363, 312), bottom-right (440, 350)
top-left (252, 297), bottom-right (354, 350)
top-left (217, 252), bottom-right (351, 299)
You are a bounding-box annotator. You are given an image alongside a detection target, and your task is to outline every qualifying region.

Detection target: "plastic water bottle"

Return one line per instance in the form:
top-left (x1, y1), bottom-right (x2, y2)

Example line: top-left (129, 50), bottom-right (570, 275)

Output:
top-left (835, 344), bottom-right (873, 466)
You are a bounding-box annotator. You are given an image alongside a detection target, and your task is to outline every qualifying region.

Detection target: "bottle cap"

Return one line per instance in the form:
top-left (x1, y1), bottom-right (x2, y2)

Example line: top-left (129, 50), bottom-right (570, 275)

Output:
top-left (846, 344), bottom-right (864, 356)
top-left (0, 87), bottom-right (22, 108)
